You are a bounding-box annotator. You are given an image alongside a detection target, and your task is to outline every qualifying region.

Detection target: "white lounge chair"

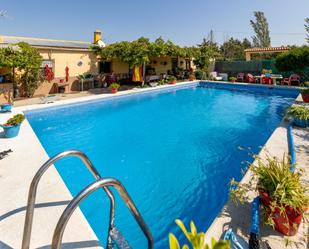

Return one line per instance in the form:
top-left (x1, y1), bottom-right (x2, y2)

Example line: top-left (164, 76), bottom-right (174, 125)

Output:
top-left (40, 95), bottom-right (59, 104)
top-left (210, 72), bottom-right (223, 81)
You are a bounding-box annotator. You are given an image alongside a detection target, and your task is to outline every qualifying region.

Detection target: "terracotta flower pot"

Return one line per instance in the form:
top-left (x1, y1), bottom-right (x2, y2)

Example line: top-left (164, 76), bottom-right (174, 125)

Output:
top-left (110, 88), bottom-right (118, 94)
top-left (259, 191), bottom-right (304, 236)
top-left (301, 93), bottom-right (309, 103)
top-left (170, 80), bottom-right (176, 85)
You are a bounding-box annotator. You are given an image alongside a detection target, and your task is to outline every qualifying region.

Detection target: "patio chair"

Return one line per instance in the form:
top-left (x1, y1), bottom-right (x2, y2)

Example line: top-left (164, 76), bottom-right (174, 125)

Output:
top-left (262, 76), bottom-right (272, 85)
top-left (237, 73), bottom-right (245, 82)
top-left (246, 74), bottom-right (256, 83)
top-left (281, 74), bottom-right (300, 86)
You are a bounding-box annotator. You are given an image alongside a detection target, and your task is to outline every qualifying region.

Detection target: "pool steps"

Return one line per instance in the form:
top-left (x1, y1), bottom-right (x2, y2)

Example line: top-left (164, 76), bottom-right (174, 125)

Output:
top-left (21, 150), bottom-right (154, 249)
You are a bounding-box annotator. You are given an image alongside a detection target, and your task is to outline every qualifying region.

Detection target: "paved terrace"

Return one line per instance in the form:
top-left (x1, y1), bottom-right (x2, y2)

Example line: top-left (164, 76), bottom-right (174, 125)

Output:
top-left (0, 81), bottom-right (308, 249)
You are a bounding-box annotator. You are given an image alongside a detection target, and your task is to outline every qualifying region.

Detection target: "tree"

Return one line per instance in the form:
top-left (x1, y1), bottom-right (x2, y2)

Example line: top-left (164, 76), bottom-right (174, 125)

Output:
top-left (305, 18), bottom-right (309, 44)
top-left (250, 11), bottom-right (271, 47)
top-left (93, 37), bottom-right (197, 67)
top-left (193, 43), bottom-right (218, 72)
top-left (220, 38), bottom-right (252, 61)
top-left (0, 42), bottom-right (43, 97)
top-left (275, 46), bottom-right (309, 80)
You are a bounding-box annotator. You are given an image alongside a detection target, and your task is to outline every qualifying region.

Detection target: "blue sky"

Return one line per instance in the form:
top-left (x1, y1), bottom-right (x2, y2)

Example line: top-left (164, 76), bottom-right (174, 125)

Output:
top-left (1, 0), bottom-right (308, 46)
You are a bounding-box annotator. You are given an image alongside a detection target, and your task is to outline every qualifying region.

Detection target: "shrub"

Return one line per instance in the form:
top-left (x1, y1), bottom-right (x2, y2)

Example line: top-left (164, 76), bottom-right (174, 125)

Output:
top-left (275, 46), bottom-right (309, 79)
top-left (5, 114), bottom-right (25, 126)
top-left (195, 70), bottom-right (205, 80)
top-left (229, 77), bottom-right (236, 81)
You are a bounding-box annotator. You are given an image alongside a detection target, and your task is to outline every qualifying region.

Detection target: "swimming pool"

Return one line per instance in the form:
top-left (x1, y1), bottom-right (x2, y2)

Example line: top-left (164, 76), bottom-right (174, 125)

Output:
top-left (25, 82), bottom-right (298, 248)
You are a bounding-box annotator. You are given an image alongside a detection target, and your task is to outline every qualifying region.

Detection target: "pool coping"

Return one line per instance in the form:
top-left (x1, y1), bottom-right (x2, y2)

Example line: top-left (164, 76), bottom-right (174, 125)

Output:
top-left (0, 80), bottom-right (302, 248)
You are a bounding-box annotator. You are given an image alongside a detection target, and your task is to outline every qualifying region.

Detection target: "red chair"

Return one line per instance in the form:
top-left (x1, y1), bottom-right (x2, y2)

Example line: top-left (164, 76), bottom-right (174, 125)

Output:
top-left (246, 73), bottom-right (256, 83)
top-left (237, 73), bottom-right (245, 82)
top-left (281, 74), bottom-right (300, 86)
top-left (262, 76), bottom-right (272, 85)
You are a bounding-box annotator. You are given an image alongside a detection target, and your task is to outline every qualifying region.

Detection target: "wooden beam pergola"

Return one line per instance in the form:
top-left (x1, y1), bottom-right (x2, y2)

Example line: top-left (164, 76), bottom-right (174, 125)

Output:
top-left (244, 46), bottom-right (290, 61)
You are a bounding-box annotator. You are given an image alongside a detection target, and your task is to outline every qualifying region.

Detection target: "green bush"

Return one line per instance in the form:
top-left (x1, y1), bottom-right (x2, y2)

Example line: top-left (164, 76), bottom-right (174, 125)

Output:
top-left (275, 46), bottom-right (309, 78)
top-left (5, 114), bottom-right (25, 126)
top-left (195, 70), bottom-right (205, 80)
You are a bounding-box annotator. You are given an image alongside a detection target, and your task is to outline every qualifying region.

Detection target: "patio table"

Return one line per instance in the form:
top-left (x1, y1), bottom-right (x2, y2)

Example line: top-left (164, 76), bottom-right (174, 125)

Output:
top-left (146, 75), bottom-right (160, 83)
top-left (80, 78), bottom-right (94, 91)
top-left (255, 74), bottom-right (283, 85)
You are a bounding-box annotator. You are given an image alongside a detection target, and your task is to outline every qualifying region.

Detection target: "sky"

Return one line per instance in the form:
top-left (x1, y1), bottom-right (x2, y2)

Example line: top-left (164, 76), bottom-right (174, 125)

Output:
top-left (1, 0), bottom-right (308, 47)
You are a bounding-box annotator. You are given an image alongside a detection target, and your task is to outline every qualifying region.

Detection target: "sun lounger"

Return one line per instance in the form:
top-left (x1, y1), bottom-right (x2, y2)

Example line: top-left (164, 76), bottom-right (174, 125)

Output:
top-left (210, 72), bottom-right (223, 81)
top-left (40, 95), bottom-right (59, 104)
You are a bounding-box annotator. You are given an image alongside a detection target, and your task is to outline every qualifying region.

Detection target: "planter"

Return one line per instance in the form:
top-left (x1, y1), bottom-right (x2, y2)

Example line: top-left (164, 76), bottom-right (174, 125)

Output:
top-left (231, 80), bottom-right (236, 83)
top-left (0, 124), bottom-right (21, 138)
top-left (301, 93), bottom-right (309, 103)
top-left (293, 118), bottom-right (308, 128)
top-left (169, 80), bottom-right (176, 85)
top-left (259, 191), bottom-right (303, 236)
top-left (0, 103), bottom-right (12, 112)
top-left (110, 89), bottom-right (118, 94)
top-left (149, 82), bottom-right (158, 87)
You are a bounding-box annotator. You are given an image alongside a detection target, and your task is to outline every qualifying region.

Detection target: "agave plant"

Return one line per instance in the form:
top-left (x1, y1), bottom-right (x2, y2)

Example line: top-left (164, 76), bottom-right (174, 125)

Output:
top-left (169, 219), bottom-right (230, 249)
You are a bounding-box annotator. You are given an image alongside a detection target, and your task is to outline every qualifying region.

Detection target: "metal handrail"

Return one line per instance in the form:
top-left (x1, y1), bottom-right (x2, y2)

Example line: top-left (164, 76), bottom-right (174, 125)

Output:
top-left (21, 150), bottom-right (116, 249)
top-left (51, 178), bottom-right (154, 249)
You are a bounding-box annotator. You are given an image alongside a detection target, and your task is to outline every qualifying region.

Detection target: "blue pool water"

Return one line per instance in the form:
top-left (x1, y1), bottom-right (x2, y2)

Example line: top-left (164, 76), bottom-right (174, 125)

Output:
top-left (26, 84), bottom-right (296, 248)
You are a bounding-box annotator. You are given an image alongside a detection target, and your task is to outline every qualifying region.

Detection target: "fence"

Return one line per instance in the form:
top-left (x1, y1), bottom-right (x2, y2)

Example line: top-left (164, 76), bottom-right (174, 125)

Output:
top-left (214, 60), bottom-right (279, 77)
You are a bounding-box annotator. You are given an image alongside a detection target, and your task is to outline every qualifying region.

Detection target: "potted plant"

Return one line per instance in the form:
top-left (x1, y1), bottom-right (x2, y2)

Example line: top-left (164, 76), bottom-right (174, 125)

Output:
top-left (0, 89), bottom-right (13, 112)
top-left (169, 219), bottom-right (230, 249)
top-left (301, 88), bottom-right (309, 103)
top-left (0, 114), bottom-right (25, 138)
top-left (169, 76), bottom-right (177, 84)
top-left (229, 77), bottom-right (236, 83)
top-left (286, 105), bottom-right (309, 128)
top-left (189, 74), bottom-right (196, 81)
top-left (109, 83), bottom-right (120, 93)
top-left (230, 155), bottom-right (308, 236)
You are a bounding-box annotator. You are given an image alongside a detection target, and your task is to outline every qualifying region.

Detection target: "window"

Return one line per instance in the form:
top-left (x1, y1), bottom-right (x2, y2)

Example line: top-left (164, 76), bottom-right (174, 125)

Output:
top-left (99, 61), bottom-right (112, 74)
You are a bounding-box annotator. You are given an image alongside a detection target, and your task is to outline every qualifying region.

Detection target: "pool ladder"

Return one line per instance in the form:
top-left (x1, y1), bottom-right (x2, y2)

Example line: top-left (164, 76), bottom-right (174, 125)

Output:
top-left (21, 150), bottom-right (154, 249)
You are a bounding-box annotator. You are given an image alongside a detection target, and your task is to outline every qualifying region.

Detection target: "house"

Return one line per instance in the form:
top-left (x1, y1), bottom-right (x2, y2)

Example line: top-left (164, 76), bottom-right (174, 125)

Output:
top-left (0, 30), bottom-right (102, 101)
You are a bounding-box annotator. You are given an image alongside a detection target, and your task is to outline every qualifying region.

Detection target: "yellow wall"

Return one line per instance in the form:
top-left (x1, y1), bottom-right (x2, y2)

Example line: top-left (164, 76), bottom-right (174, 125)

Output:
top-left (111, 59), bottom-right (129, 74)
top-left (149, 56), bottom-right (172, 74)
top-left (39, 48), bottom-right (98, 77)
top-left (108, 56), bottom-right (194, 75)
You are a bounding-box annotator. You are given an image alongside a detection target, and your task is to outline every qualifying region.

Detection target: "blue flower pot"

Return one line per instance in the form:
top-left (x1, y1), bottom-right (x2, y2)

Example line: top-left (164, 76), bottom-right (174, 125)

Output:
top-left (293, 118), bottom-right (308, 128)
top-left (1, 124), bottom-right (21, 138)
top-left (0, 104), bottom-right (12, 112)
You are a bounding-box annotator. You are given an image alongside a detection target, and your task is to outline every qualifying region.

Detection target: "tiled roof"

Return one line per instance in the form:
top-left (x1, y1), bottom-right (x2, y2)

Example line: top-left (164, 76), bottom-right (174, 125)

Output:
top-left (244, 46), bottom-right (290, 53)
top-left (0, 35), bottom-right (92, 49)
